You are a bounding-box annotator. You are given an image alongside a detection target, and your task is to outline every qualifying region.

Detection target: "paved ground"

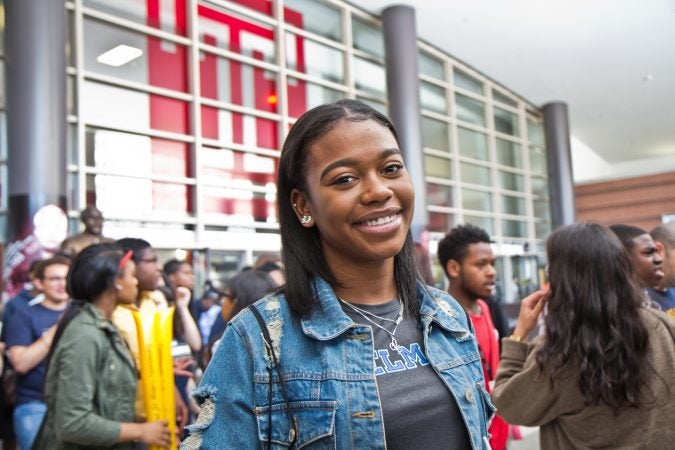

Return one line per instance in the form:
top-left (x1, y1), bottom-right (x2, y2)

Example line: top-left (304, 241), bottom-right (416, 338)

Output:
top-left (509, 426), bottom-right (540, 450)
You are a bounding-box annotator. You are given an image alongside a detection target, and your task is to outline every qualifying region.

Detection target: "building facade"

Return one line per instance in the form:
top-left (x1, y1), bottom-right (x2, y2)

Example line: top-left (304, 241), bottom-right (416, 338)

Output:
top-left (1, 0), bottom-right (556, 302)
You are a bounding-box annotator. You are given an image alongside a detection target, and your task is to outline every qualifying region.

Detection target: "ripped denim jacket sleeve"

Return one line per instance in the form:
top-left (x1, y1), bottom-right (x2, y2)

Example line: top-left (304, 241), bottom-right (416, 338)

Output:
top-left (182, 324), bottom-right (257, 449)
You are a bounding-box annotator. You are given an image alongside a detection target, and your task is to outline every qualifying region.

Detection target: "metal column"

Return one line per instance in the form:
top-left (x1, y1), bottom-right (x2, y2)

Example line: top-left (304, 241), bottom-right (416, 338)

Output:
top-left (4, 0), bottom-right (68, 294)
top-left (382, 5), bottom-right (427, 239)
top-left (542, 102), bottom-right (576, 227)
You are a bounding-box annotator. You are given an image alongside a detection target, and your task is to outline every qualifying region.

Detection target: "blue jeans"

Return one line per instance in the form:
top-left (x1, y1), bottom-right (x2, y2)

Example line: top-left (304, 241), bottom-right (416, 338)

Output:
top-left (14, 401), bottom-right (47, 450)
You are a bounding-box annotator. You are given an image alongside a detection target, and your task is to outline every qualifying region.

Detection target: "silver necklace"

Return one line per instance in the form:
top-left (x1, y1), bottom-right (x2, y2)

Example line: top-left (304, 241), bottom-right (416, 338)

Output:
top-left (339, 297), bottom-right (404, 352)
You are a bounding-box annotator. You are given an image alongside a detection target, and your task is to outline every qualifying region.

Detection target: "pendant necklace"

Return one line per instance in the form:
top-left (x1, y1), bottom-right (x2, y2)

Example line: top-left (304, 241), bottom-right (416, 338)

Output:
top-left (339, 297), bottom-right (404, 352)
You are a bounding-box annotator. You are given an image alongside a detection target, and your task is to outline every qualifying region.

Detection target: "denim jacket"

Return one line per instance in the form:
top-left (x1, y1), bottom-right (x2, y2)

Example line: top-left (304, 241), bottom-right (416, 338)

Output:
top-left (183, 278), bottom-right (494, 449)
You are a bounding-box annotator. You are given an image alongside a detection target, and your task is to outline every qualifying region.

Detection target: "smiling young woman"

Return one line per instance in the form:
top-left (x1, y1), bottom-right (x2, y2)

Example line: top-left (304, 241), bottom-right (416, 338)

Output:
top-left (184, 100), bottom-right (493, 449)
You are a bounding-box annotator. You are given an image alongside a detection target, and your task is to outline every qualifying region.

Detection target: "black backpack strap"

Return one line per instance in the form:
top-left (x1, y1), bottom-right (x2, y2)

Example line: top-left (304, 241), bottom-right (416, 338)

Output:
top-left (247, 304), bottom-right (297, 448)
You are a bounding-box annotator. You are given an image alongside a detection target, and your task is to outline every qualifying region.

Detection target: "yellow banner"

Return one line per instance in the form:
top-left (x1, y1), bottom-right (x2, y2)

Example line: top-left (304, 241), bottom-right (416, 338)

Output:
top-left (133, 307), bottom-right (177, 450)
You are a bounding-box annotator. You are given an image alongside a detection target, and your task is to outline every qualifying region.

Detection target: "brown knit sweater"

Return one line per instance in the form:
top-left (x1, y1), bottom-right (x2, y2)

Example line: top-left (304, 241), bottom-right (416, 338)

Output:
top-left (492, 308), bottom-right (675, 450)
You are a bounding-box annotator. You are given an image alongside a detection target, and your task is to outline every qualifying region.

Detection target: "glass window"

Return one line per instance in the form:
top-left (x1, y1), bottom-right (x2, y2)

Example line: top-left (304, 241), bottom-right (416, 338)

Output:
top-left (465, 215), bottom-right (493, 235)
top-left (357, 97), bottom-right (388, 116)
top-left (533, 199), bottom-right (552, 220)
top-left (496, 138), bottom-right (522, 168)
top-left (531, 176), bottom-right (549, 198)
top-left (226, 0), bottom-right (274, 17)
top-left (429, 212), bottom-right (453, 233)
top-left (287, 34), bottom-right (344, 83)
top-left (83, 19), bottom-right (188, 92)
top-left (85, 128), bottom-right (190, 178)
top-left (530, 147), bottom-right (547, 175)
top-left (462, 188), bottom-right (491, 212)
top-left (498, 171), bottom-right (525, 192)
top-left (455, 94), bottom-right (486, 127)
top-left (200, 147), bottom-right (277, 222)
top-left (201, 106), bottom-right (280, 150)
top-left (501, 195), bottom-right (527, 216)
top-left (200, 52), bottom-right (278, 113)
top-left (199, 6), bottom-right (276, 62)
top-left (503, 219), bottom-right (528, 238)
top-left (494, 107), bottom-right (519, 136)
top-left (287, 78), bottom-right (344, 118)
top-left (460, 162), bottom-right (491, 186)
top-left (82, 81), bottom-right (190, 135)
top-left (284, 0), bottom-right (342, 41)
top-left (528, 118), bottom-right (545, 146)
top-left (457, 127), bottom-right (488, 161)
top-left (353, 57), bottom-right (386, 96)
top-left (352, 17), bottom-right (384, 58)
top-left (453, 69), bottom-right (483, 95)
top-left (420, 81), bottom-right (447, 114)
top-left (201, 147), bottom-right (277, 187)
top-left (422, 117), bottom-right (450, 152)
top-left (493, 89), bottom-right (517, 107)
top-left (424, 155), bottom-right (452, 179)
top-left (419, 51), bottom-right (444, 80)
top-left (536, 220), bottom-right (552, 239)
top-left (83, 0), bottom-right (185, 35)
top-left (86, 174), bottom-right (192, 216)
top-left (426, 183), bottom-right (453, 206)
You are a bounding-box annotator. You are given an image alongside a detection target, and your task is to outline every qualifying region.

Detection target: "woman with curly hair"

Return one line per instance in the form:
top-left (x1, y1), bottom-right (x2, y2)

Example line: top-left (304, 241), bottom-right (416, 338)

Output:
top-left (492, 223), bottom-right (675, 449)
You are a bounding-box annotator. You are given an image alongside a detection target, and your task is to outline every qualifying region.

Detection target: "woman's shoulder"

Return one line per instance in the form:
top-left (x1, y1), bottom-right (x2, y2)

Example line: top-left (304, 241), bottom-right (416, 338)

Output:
top-left (640, 307), bottom-right (675, 339)
top-left (59, 308), bottom-right (105, 344)
top-left (227, 291), bottom-right (294, 333)
top-left (420, 285), bottom-right (467, 320)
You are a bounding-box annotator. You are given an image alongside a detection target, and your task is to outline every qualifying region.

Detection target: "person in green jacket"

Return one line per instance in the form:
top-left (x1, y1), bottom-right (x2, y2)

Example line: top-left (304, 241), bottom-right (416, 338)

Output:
top-left (34, 243), bottom-right (171, 449)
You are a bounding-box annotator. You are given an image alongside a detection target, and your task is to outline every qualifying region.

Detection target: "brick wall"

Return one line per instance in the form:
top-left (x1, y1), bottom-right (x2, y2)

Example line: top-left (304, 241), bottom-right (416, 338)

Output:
top-left (575, 171), bottom-right (675, 231)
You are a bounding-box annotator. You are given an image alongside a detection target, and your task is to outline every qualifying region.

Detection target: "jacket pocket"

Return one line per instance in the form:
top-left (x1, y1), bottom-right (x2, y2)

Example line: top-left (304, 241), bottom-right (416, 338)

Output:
top-left (254, 400), bottom-right (337, 449)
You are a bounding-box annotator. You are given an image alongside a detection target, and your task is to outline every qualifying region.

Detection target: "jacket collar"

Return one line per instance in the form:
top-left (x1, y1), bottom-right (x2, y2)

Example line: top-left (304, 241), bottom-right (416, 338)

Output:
top-left (300, 277), bottom-right (355, 340)
top-left (81, 302), bottom-right (118, 332)
top-left (417, 283), bottom-right (472, 335)
top-left (300, 277), bottom-right (470, 340)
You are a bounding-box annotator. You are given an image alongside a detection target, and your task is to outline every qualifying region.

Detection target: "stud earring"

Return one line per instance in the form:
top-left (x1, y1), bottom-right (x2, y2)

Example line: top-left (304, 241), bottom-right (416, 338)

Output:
top-left (115, 284), bottom-right (123, 291)
top-left (301, 215), bottom-right (312, 225)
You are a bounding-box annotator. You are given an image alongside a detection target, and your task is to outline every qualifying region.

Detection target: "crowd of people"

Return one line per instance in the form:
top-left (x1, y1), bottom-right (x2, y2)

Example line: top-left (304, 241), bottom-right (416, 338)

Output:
top-left (0, 99), bottom-right (673, 449)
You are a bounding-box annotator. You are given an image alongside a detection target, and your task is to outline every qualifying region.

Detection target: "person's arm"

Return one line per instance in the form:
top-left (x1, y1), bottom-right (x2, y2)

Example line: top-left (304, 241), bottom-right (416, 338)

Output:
top-left (175, 287), bottom-right (202, 352)
top-left (491, 290), bottom-right (559, 426)
top-left (6, 317), bottom-right (56, 374)
top-left (52, 328), bottom-right (169, 447)
top-left (181, 322), bottom-right (257, 448)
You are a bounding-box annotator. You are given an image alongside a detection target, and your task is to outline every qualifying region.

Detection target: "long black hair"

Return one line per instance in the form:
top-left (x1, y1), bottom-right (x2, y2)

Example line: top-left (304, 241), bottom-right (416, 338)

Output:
top-left (48, 243), bottom-right (128, 360)
top-left (536, 223), bottom-right (650, 412)
top-left (277, 99), bottom-right (420, 317)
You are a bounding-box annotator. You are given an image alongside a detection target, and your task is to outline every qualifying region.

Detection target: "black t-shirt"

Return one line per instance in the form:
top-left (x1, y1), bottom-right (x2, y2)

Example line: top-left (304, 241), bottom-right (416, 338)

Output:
top-left (341, 298), bottom-right (471, 449)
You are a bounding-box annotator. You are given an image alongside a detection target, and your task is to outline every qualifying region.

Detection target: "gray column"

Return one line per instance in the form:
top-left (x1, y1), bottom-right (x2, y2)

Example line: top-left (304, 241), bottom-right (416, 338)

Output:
top-left (4, 0), bottom-right (68, 292)
top-left (542, 102), bottom-right (576, 227)
top-left (382, 5), bottom-right (427, 240)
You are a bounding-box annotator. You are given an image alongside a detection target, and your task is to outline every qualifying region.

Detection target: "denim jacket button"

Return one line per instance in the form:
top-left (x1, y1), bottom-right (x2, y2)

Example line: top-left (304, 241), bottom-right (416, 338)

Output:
top-left (465, 387), bottom-right (474, 402)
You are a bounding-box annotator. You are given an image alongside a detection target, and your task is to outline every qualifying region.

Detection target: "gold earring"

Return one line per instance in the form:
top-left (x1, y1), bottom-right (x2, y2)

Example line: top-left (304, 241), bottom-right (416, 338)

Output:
top-left (301, 215), bottom-right (312, 224)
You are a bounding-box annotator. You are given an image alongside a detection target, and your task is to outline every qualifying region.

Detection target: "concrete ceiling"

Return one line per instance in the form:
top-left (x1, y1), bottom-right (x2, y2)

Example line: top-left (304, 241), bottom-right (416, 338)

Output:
top-left (360, 0), bottom-right (675, 183)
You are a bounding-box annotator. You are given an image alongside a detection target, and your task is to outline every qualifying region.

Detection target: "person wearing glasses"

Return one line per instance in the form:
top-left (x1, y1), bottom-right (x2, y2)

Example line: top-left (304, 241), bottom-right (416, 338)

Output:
top-left (184, 100), bottom-right (493, 449)
top-left (4, 256), bottom-right (70, 450)
top-left (34, 243), bottom-right (170, 449)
